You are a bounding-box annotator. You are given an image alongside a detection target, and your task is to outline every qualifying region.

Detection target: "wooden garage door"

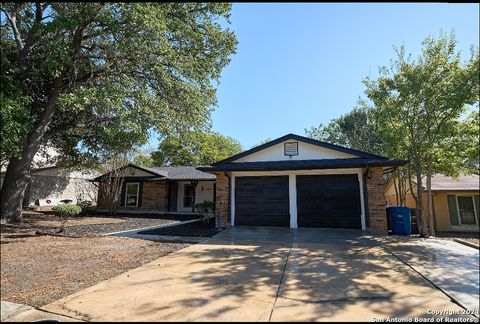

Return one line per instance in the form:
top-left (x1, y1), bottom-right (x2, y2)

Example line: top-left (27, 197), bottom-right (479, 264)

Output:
top-left (297, 174), bottom-right (361, 228)
top-left (235, 176), bottom-right (290, 227)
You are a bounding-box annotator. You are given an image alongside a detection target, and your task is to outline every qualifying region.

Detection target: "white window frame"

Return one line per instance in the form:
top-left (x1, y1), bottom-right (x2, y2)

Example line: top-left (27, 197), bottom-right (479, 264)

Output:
top-left (124, 182), bottom-right (140, 208)
top-left (455, 194), bottom-right (478, 226)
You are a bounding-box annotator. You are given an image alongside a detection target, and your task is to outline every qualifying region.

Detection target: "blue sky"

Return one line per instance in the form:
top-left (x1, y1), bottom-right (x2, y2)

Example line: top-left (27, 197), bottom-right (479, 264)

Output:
top-left (149, 3), bottom-right (479, 150)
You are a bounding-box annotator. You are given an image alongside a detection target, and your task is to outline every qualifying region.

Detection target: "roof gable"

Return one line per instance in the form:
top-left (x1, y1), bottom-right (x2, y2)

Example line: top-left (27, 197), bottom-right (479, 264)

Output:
top-left (214, 133), bottom-right (387, 165)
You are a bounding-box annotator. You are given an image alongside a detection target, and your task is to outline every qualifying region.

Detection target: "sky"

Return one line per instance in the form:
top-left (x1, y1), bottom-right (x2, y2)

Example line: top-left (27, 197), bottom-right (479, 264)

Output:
top-left (149, 3), bottom-right (479, 150)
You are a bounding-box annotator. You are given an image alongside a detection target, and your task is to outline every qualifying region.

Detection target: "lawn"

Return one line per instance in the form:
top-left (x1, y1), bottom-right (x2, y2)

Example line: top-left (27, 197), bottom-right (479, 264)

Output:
top-left (0, 211), bottom-right (195, 307)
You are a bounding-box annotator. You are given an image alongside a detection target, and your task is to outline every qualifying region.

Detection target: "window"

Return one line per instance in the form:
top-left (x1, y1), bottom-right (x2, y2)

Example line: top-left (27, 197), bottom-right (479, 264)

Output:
top-left (125, 183), bottom-right (139, 207)
top-left (457, 196), bottom-right (477, 225)
top-left (183, 184), bottom-right (194, 208)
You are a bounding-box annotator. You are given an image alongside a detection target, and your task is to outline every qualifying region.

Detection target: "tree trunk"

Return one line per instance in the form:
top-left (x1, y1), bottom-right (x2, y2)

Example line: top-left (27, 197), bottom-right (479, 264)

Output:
top-left (393, 176), bottom-right (399, 205)
top-left (0, 78), bottom-right (64, 222)
top-left (0, 143), bottom-right (38, 222)
top-left (414, 156), bottom-right (429, 237)
top-left (426, 154), bottom-right (435, 236)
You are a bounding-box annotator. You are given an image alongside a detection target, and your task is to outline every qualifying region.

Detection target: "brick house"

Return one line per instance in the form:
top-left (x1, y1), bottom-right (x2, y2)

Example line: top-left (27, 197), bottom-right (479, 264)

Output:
top-left (93, 165), bottom-right (216, 214)
top-left (197, 133), bottom-right (407, 233)
top-left (94, 134), bottom-right (405, 233)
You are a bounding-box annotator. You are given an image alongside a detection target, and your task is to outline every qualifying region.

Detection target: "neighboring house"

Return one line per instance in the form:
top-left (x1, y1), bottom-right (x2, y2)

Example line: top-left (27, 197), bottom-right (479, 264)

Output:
top-left (197, 133), bottom-right (406, 233)
top-left (385, 174), bottom-right (480, 233)
top-left (93, 165), bottom-right (215, 214)
top-left (0, 166), bottom-right (98, 207)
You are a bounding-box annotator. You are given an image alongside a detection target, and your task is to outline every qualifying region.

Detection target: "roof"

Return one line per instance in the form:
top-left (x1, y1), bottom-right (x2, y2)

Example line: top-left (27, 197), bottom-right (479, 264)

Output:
top-left (144, 166), bottom-right (216, 180)
top-left (425, 174), bottom-right (479, 191)
top-left (198, 158), bottom-right (407, 172)
top-left (213, 133), bottom-right (388, 165)
top-left (92, 164), bottom-right (215, 182)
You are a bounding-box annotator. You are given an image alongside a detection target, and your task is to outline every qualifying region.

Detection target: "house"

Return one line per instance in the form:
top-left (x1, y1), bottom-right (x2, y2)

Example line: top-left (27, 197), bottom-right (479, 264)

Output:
top-left (385, 174), bottom-right (480, 233)
top-left (0, 166), bottom-right (98, 207)
top-left (197, 133), bottom-right (407, 233)
top-left (93, 165), bottom-right (216, 213)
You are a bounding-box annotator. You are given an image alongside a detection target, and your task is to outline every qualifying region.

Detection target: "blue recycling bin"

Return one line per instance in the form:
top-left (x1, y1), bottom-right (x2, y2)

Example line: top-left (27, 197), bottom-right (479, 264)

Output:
top-left (387, 207), bottom-right (412, 235)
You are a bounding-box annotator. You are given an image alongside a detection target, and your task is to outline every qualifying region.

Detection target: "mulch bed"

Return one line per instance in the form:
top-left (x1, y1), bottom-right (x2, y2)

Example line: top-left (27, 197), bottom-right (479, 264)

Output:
top-left (1, 211), bottom-right (199, 238)
top-left (0, 235), bottom-right (191, 307)
top-left (139, 220), bottom-right (221, 237)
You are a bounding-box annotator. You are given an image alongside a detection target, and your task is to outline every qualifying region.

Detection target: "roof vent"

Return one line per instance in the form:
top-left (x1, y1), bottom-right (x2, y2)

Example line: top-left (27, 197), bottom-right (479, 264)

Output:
top-left (284, 142), bottom-right (298, 156)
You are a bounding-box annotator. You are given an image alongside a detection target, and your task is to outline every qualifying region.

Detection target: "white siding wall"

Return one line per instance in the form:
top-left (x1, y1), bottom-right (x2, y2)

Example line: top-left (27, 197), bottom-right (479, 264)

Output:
top-left (233, 140), bottom-right (357, 163)
top-left (176, 181), bottom-right (214, 212)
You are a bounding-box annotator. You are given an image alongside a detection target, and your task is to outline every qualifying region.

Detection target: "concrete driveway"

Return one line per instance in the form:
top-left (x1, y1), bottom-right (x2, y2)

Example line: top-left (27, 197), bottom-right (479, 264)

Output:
top-left (7, 227), bottom-right (476, 322)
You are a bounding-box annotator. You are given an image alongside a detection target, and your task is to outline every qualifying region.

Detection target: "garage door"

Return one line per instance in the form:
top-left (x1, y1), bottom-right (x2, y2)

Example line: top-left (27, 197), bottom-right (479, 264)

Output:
top-left (297, 174), bottom-right (361, 228)
top-left (235, 176), bottom-right (290, 227)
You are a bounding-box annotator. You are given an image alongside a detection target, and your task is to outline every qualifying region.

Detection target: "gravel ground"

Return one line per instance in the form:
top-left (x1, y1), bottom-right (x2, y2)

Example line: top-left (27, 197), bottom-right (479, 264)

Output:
top-left (0, 235), bottom-right (191, 307)
top-left (139, 220), bottom-right (221, 237)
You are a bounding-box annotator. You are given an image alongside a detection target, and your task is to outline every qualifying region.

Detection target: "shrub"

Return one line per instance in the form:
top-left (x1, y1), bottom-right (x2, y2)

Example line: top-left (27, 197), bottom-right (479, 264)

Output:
top-left (194, 201), bottom-right (215, 213)
top-left (52, 204), bottom-right (82, 217)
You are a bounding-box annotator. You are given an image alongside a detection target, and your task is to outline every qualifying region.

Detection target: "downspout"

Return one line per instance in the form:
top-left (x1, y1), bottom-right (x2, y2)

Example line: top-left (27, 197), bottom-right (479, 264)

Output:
top-left (225, 171), bottom-right (231, 228)
top-left (363, 167), bottom-right (370, 228)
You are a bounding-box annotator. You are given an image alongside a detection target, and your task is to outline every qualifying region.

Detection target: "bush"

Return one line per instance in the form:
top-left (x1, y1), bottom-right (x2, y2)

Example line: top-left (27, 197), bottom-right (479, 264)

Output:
top-left (52, 204), bottom-right (82, 217)
top-left (194, 201), bottom-right (215, 213)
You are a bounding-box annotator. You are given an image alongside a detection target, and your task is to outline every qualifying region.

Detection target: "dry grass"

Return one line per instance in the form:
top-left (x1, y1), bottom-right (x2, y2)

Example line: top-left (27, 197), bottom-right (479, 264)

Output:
top-left (1, 235), bottom-right (190, 307)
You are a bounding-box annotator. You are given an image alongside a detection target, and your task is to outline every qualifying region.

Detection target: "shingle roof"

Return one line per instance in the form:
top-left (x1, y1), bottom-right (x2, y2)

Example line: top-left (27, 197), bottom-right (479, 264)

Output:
top-left (145, 166), bottom-right (215, 180)
top-left (91, 164), bottom-right (216, 182)
top-left (198, 158), bottom-right (407, 172)
top-left (424, 174), bottom-right (479, 191)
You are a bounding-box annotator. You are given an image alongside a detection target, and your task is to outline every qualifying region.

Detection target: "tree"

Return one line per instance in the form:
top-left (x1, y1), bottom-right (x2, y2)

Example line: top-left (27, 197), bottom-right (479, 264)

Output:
top-left (0, 3), bottom-right (237, 222)
top-left (96, 155), bottom-right (129, 216)
top-left (151, 131), bottom-right (243, 166)
top-left (250, 138), bottom-right (272, 148)
top-left (364, 31), bottom-right (479, 236)
top-left (305, 100), bottom-right (384, 155)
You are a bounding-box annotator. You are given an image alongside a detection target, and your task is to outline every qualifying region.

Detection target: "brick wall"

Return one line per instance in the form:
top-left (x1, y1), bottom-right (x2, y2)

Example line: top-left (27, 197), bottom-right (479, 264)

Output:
top-left (365, 167), bottom-right (388, 233)
top-left (213, 171), bottom-right (230, 228)
top-left (141, 180), bottom-right (168, 211)
top-left (96, 180), bottom-right (168, 212)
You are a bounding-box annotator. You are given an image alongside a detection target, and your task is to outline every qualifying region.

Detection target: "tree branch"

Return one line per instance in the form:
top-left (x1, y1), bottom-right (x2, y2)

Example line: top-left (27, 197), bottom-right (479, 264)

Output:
top-left (3, 7), bottom-right (24, 51)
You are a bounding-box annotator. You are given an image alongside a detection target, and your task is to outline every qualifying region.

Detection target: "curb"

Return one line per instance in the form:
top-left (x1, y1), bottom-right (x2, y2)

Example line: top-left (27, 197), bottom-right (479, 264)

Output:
top-left (453, 238), bottom-right (479, 250)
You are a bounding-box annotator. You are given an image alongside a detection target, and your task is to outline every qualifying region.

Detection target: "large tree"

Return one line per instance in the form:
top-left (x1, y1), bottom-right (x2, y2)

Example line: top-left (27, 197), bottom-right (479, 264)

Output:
top-left (0, 3), bottom-right (237, 222)
top-left (364, 31), bottom-right (479, 236)
top-left (305, 100), bottom-right (384, 155)
top-left (151, 131), bottom-right (243, 166)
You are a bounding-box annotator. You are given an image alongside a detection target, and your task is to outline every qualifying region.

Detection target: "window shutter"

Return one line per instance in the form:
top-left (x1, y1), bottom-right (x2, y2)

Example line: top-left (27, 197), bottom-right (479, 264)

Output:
top-left (120, 182), bottom-right (126, 207)
top-left (474, 195), bottom-right (479, 222)
top-left (138, 181), bottom-right (144, 207)
top-left (447, 195), bottom-right (459, 226)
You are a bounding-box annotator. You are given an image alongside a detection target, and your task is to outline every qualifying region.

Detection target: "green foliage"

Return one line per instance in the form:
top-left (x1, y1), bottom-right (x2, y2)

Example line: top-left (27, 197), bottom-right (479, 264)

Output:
top-left (194, 201), bottom-right (215, 213)
top-left (131, 151), bottom-right (155, 167)
top-left (250, 138), bottom-right (272, 149)
top-left (362, 30), bottom-right (479, 235)
top-left (151, 131), bottom-right (243, 166)
top-left (305, 100), bottom-right (384, 155)
top-left (364, 31), bottom-right (479, 174)
top-left (0, 3), bottom-right (237, 165)
top-left (52, 204), bottom-right (82, 216)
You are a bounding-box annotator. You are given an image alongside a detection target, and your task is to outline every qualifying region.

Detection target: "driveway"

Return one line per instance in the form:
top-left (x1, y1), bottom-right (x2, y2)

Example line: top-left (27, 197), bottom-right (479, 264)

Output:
top-left (6, 227), bottom-right (477, 322)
